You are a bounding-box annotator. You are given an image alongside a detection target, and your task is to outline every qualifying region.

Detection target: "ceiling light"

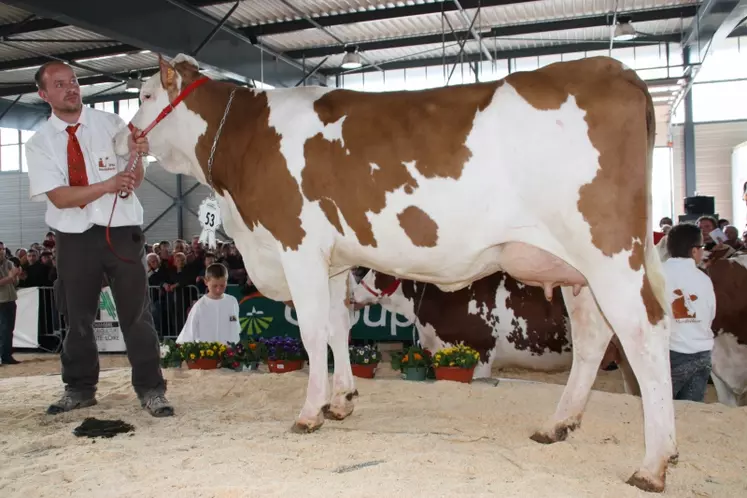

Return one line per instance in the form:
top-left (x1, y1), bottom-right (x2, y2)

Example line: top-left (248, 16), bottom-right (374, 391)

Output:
top-left (613, 19), bottom-right (637, 41)
top-left (341, 46), bottom-right (362, 69)
top-left (126, 71), bottom-right (142, 93)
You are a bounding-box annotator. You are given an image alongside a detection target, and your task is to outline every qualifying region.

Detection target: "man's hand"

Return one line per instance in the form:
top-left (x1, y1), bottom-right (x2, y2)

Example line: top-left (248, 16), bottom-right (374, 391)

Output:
top-left (128, 128), bottom-right (149, 156)
top-left (9, 266), bottom-right (21, 278)
top-left (103, 171), bottom-right (136, 194)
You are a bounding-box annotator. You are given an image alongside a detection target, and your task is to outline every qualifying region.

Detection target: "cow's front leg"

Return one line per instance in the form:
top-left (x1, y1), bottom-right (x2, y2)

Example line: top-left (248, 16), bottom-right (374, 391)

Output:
top-left (283, 259), bottom-right (333, 434)
top-left (324, 270), bottom-right (357, 420)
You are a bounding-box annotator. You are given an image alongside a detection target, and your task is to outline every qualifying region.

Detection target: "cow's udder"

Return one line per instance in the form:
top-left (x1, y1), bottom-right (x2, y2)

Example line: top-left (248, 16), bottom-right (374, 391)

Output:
top-left (499, 242), bottom-right (587, 301)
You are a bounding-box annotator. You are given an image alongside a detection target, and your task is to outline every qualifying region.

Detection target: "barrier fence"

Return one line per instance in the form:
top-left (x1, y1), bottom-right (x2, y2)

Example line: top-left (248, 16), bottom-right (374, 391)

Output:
top-left (13, 283), bottom-right (418, 353)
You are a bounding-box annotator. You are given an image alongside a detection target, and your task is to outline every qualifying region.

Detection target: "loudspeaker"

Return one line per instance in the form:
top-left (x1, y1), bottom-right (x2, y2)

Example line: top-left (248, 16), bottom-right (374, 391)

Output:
top-left (684, 195), bottom-right (715, 215)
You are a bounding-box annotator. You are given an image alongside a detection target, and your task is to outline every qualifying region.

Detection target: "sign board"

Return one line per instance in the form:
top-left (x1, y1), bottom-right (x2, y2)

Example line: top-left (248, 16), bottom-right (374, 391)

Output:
top-left (228, 288), bottom-right (416, 343)
top-left (94, 286), bottom-right (127, 352)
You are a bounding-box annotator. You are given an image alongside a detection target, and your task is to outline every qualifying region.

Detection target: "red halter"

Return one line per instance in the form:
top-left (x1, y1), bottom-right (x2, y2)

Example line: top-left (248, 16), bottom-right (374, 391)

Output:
top-left (107, 76), bottom-right (211, 263)
top-left (361, 278), bottom-right (401, 298)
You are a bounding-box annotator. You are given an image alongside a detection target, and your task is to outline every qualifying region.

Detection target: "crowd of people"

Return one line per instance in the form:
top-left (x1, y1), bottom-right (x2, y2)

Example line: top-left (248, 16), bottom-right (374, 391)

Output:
top-left (1, 232), bottom-right (251, 338)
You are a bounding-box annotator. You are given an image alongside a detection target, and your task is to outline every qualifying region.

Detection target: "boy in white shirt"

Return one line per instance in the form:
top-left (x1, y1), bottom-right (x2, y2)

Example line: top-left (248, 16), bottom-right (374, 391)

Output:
top-left (663, 223), bottom-right (717, 402)
top-left (176, 263), bottom-right (241, 345)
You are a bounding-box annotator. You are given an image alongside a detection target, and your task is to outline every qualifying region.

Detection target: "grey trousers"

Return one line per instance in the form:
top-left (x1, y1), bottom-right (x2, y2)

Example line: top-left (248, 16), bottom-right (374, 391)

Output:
top-left (670, 349), bottom-right (712, 402)
top-left (55, 225), bottom-right (165, 398)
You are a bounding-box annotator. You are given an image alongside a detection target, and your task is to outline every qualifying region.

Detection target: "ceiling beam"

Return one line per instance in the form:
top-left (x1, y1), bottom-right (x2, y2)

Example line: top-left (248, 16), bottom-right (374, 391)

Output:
top-left (2, 0), bottom-right (324, 88)
top-left (0, 44), bottom-right (140, 72)
top-left (0, 97), bottom-right (49, 130)
top-left (0, 17), bottom-right (65, 37)
top-left (235, 0), bottom-right (542, 38)
top-left (286, 5), bottom-right (698, 60)
top-left (0, 67), bottom-right (159, 98)
top-left (326, 37), bottom-right (681, 75)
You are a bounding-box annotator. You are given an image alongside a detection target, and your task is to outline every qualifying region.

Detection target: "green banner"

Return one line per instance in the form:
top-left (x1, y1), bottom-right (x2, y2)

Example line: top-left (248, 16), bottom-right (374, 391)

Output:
top-left (227, 287), bottom-right (416, 342)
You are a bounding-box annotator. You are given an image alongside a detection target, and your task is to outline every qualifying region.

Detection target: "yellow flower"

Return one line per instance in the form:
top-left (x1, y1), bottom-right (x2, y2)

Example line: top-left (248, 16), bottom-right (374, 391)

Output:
top-left (189, 353), bottom-right (196, 359)
top-left (207, 349), bottom-right (214, 357)
top-left (199, 349), bottom-right (205, 357)
top-left (449, 362), bottom-right (455, 366)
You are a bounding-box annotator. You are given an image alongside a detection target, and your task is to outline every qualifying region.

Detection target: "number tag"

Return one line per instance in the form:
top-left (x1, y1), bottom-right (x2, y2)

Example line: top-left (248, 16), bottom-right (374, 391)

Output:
top-left (198, 197), bottom-right (222, 249)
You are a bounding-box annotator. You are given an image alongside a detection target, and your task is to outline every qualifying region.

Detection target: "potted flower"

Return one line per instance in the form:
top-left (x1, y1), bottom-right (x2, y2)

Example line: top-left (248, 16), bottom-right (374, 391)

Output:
top-left (160, 340), bottom-right (182, 368)
top-left (349, 344), bottom-right (382, 378)
top-left (260, 336), bottom-right (305, 373)
top-left (221, 342), bottom-right (244, 371)
top-left (400, 344), bottom-right (431, 381)
top-left (179, 341), bottom-right (226, 370)
top-left (240, 338), bottom-right (265, 371)
top-left (432, 343), bottom-right (480, 383)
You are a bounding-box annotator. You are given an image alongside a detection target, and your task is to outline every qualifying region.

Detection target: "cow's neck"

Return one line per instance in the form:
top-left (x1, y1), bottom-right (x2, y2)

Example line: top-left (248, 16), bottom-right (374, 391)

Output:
top-left (183, 81), bottom-right (268, 192)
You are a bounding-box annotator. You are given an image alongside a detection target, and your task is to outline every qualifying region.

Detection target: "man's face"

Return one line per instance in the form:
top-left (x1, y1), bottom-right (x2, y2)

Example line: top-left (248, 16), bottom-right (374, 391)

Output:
top-left (0, 243), bottom-right (5, 261)
top-left (725, 226), bottom-right (739, 241)
top-left (27, 251), bottom-right (38, 265)
top-left (698, 219), bottom-right (715, 237)
top-left (38, 63), bottom-right (82, 114)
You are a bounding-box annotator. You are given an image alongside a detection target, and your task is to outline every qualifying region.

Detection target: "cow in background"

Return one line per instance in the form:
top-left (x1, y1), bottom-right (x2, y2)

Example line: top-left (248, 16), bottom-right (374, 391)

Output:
top-left (350, 268), bottom-right (573, 378)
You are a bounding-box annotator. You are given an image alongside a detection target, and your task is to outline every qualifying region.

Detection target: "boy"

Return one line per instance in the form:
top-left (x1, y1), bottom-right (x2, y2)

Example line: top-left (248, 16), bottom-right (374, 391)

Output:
top-left (663, 223), bottom-right (717, 402)
top-left (176, 263), bottom-right (240, 345)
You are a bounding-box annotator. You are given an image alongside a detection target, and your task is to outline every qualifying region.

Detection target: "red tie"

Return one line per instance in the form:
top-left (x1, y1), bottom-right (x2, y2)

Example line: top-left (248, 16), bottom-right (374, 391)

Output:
top-left (66, 124), bottom-right (88, 209)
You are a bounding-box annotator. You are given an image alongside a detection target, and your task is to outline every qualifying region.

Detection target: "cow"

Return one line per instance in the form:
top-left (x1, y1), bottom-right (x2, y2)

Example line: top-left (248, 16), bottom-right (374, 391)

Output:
top-left (114, 53), bottom-right (676, 492)
top-left (349, 268), bottom-right (574, 378)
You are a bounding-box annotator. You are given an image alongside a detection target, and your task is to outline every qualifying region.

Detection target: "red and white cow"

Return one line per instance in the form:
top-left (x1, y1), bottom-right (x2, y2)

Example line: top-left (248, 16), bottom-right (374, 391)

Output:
top-left (350, 268), bottom-right (573, 378)
top-left (115, 53), bottom-right (675, 492)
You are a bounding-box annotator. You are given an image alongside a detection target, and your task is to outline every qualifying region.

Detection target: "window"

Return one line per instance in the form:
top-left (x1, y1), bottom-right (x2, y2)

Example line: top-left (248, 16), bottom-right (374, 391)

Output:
top-left (118, 98), bottom-right (140, 123)
top-left (0, 128), bottom-right (21, 172)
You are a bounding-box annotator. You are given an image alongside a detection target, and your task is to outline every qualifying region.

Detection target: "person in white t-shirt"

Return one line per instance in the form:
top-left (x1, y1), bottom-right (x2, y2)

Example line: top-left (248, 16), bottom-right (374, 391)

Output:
top-left (176, 263), bottom-right (240, 345)
top-left (663, 223), bottom-right (717, 402)
top-left (24, 61), bottom-right (172, 417)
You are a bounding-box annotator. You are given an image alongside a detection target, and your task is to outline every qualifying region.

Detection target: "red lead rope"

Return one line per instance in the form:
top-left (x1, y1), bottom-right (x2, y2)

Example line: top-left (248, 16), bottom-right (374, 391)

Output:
top-left (106, 76), bottom-right (211, 263)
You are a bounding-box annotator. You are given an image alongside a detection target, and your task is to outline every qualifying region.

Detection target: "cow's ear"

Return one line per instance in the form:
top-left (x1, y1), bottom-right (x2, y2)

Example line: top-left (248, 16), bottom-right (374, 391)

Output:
top-left (159, 55), bottom-right (176, 90)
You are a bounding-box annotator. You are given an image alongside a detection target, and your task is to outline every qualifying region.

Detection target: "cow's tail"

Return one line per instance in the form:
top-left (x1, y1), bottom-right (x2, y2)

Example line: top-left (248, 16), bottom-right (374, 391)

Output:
top-left (623, 69), bottom-right (671, 320)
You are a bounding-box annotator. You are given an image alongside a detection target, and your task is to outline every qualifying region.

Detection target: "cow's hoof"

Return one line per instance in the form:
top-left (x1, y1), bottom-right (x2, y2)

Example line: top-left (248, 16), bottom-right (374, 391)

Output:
top-left (626, 469), bottom-right (665, 493)
top-left (290, 413), bottom-right (324, 434)
top-left (530, 422), bottom-right (577, 444)
top-left (323, 395), bottom-right (355, 420)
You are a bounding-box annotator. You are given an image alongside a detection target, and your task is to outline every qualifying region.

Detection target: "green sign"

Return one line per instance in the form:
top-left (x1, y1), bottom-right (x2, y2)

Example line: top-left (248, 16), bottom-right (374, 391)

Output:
top-left (227, 287), bottom-right (416, 342)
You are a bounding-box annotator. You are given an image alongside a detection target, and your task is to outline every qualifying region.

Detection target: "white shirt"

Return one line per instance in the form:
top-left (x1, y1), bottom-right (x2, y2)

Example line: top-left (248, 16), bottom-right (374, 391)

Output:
top-left (176, 294), bottom-right (241, 345)
top-left (663, 257), bottom-right (717, 354)
top-left (25, 106), bottom-right (147, 233)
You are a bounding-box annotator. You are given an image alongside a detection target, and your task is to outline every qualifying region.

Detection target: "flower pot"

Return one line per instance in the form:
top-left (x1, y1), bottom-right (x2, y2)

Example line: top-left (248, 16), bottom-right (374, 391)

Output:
top-left (403, 366), bottom-right (427, 381)
top-left (268, 359), bottom-right (304, 373)
top-left (351, 363), bottom-right (378, 379)
top-left (243, 362), bottom-right (260, 372)
top-left (186, 358), bottom-right (219, 370)
top-left (434, 366), bottom-right (474, 383)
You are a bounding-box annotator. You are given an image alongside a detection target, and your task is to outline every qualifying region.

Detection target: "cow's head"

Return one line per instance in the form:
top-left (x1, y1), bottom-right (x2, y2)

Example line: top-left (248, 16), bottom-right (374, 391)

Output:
top-left (113, 53), bottom-right (207, 180)
top-left (349, 268), bottom-right (406, 310)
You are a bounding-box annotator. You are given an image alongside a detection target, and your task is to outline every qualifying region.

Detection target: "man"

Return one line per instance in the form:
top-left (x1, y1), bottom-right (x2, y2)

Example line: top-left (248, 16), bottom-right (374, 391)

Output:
top-left (0, 241), bottom-right (21, 366)
top-left (24, 61), bottom-right (173, 417)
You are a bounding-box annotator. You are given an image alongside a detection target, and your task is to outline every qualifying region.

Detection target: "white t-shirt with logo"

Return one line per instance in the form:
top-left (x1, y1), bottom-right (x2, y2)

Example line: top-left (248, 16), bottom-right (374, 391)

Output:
top-left (25, 106), bottom-right (146, 233)
top-left (663, 257), bottom-right (717, 354)
top-left (176, 294), bottom-right (241, 345)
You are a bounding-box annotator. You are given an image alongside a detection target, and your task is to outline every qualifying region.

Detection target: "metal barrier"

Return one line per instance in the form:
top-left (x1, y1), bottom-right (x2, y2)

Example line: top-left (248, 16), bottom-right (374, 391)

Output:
top-left (32, 284), bottom-right (207, 347)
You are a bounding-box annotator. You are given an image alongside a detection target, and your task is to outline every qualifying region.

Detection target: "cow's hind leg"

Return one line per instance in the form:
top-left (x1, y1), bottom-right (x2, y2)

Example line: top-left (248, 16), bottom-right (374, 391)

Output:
top-left (324, 270), bottom-right (357, 420)
top-left (531, 286), bottom-right (612, 443)
top-left (585, 266), bottom-right (677, 493)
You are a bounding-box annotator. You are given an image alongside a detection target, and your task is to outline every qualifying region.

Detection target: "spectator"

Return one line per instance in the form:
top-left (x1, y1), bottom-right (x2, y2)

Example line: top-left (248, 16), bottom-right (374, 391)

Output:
top-left (0, 241), bottom-right (21, 365)
top-left (723, 225), bottom-right (744, 251)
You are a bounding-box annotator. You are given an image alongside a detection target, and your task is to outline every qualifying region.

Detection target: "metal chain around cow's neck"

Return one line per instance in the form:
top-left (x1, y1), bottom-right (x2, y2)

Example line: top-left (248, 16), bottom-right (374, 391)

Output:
top-left (207, 86), bottom-right (238, 193)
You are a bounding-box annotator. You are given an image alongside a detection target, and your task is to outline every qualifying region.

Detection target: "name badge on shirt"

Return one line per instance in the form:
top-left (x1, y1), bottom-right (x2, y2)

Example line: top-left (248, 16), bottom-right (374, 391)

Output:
top-left (98, 156), bottom-right (116, 172)
top-left (229, 315), bottom-right (237, 322)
